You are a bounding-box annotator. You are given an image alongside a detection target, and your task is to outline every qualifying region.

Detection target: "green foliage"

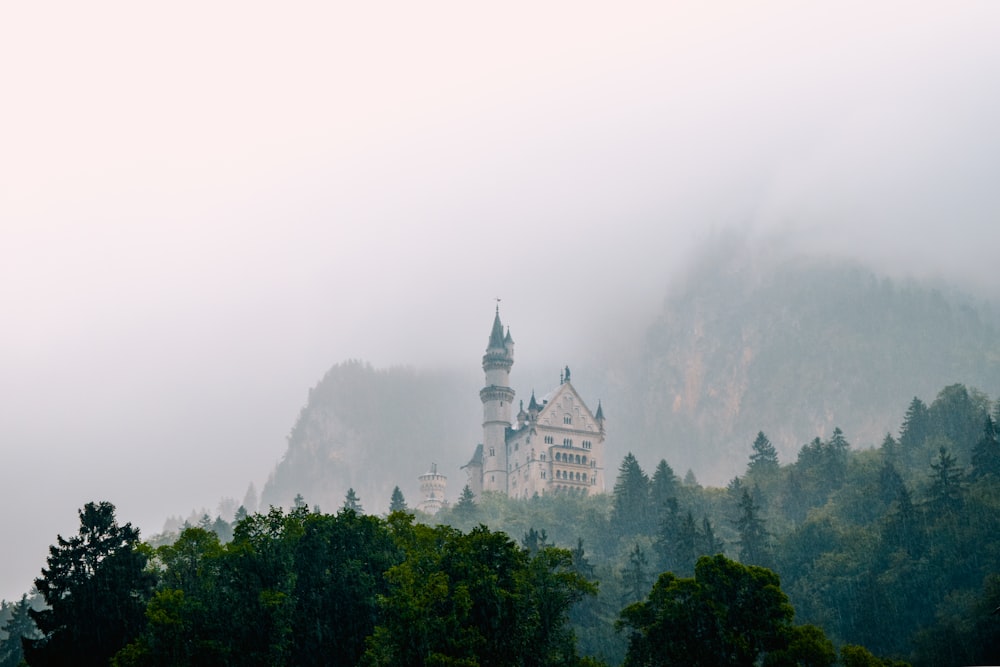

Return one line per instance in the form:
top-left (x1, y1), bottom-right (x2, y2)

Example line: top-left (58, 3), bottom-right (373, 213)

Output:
top-left (26, 501), bottom-right (155, 667)
top-left (389, 485), bottom-right (408, 513)
top-left (343, 488), bottom-right (363, 513)
top-left (362, 519), bottom-right (595, 667)
top-left (735, 488), bottom-right (772, 568)
top-left (971, 415), bottom-right (1000, 479)
top-left (612, 453), bottom-right (651, 535)
top-left (0, 595), bottom-right (38, 667)
top-left (748, 431), bottom-right (780, 477)
top-left (618, 554), bottom-right (803, 667)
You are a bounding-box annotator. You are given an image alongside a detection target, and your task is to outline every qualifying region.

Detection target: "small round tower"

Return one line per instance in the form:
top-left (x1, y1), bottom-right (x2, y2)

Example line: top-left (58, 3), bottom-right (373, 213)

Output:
top-left (417, 463), bottom-right (447, 515)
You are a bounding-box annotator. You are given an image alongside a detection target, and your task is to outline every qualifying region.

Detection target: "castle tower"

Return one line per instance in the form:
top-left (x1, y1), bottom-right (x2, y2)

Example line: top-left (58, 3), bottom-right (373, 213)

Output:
top-left (417, 463), bottom-right (447, 514)
top-left (480, 307), bottom-right (515, 493)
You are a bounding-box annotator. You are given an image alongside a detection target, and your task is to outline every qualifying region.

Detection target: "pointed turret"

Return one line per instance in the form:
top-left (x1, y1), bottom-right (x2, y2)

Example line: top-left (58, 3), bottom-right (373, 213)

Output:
top-left (488, 309), bottom-right (505, 350)
top-left (528, 390), bottom-right (540, 412)
top-left (595, 400), bottom-right (604, 422)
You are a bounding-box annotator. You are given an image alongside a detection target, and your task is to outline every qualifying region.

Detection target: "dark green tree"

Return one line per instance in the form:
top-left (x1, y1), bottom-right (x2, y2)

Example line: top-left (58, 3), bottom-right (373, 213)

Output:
top-left (747, 431), bottom-right (780, 477)
top-left (927, 446), bottom-right (964, 514)
top-left (734, 488), bottom-right (772, 568)
top-left (927, 384), bottom-right (990, 460)
top-left (618, 554), bottom-right (800, 667)
top-left (290, 510), bottom-right (402, 667)
top-left (0, 595), bottom-right (38, 667)
top-left (364, 520), bottom-right (593, 666)
top-left (700, 517), bottom-right (724, 557)
top-left (620, 544), bottom-right (652, 605)
top-left (522, 527), bottom-right (551, 555)
top-left (612, 453), bottom-right (651, 535)
top-left (25, 502), bottom-right (154, 667)
top-left (649, 459), bottom-right (679, 514)
top-left (389, 486), bottom-right (408, 513)
top-left (971, 416), bottom-right (1000, 479)
top-left (343, 488), bottom-right (363, 513)
top-left (899, 397), bottom-right (930, 453)
top-left (452, 484), bottom-right (477, 526)
top-left (114, 527), bottom-right (228, 666)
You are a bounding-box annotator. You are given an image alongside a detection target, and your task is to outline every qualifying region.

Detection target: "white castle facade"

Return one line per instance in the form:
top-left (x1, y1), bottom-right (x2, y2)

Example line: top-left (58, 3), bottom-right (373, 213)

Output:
top-left (463, 309), bottom-right (606, 499)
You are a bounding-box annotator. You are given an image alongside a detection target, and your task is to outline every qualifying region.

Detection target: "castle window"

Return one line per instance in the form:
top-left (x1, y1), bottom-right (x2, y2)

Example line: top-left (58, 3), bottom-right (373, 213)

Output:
top-left (582, 456), bottom-right (587, 464)
top-left (489, 447), bottom-right (495, 457)
top-left (540, 453), bottom-right (546, 461)
top-left (564, 414), bottom-right (572, 424)
top-left (575, 454), bottom-right (581, 464)
top-left (544, 435), bottom-right (554, 444)
top-left (541, 471), bottom-right (546, 479)
top-left (563, 438), bottom-right (572, 447)
top-left (582, 440), bottom-right (592, 450)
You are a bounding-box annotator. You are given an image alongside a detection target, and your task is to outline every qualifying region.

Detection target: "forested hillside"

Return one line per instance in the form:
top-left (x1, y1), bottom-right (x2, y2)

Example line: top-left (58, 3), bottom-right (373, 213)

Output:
top-left (5, 384), bottom-right (999, 666)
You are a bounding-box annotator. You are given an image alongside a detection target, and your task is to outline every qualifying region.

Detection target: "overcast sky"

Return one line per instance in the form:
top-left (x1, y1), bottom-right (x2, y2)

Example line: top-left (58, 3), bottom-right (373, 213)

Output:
top-left (2, 2), bottom-right (1000, 602)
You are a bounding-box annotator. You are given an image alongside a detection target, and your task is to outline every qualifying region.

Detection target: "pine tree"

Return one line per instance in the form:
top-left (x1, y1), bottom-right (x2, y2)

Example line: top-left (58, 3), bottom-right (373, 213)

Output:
top-left (650, 459), bottom-right (679, 513)
top-left (747, 431), bottom-right (780, 477)
top-left (389, 486), bottom-right (408, 513)
top-left (734, 488), bottom-right (771, 568)
top-left (25, 502), bottom-right (154, 667)
top-left (971, 416), bottom-right (1000, 479)
top-left (621, 544), bottom-right (651, 605)
top-left (0, 595), bottom-right (37, 667)
top-left (612, 452), bottom-right (651, 534)
top-left (342, 488), bottom-right (363, 513)
top-left (928, 446), bottom-right (964, 514)
top-left (452, 484), bottom-right (477, 524)
top-left (899, 397), bottom-right (930, 452)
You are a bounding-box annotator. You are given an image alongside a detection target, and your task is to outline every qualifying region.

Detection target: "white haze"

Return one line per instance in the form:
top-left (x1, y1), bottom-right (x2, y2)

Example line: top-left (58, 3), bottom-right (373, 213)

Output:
top-left (2, 1), bottom-right (1000, 602)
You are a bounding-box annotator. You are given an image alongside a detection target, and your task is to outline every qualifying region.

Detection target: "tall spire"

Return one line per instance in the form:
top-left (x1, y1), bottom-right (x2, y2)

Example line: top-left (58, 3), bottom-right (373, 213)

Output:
top-left (487, 307), bottom-right (505, 351)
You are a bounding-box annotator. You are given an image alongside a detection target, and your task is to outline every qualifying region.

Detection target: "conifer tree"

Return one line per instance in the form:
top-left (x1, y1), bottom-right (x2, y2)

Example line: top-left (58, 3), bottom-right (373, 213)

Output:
top-left (747, 431), bottom-right (780, 477)
top-left (612, 452), bottom-right (650, 534)
top-left (734, 488), bottom-right (772, 568)
top-left (649, 459), bottom-right (679, 512)
top-left (25, 502), bottom-right (154, 667)
top-left (971, 416), bottom-right (1000, 479)
top-left (0, 595), bottom-right (37, 667)
top-left (388, 486), bottom-right (408, 513)
top-left (343, 488), bottom-right (363, 513)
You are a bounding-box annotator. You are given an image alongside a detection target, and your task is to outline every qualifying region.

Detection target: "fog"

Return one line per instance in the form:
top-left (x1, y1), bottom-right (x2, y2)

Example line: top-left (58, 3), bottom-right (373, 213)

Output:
top-left (2, 2), bottom-right (1000, 602)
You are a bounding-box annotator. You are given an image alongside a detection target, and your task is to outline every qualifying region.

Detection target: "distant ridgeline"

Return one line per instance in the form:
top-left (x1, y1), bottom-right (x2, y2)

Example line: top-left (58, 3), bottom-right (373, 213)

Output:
top-left (262, 251), bottom-right (1000, 507)
top-left (609, 252), bottom-right (1000, 484)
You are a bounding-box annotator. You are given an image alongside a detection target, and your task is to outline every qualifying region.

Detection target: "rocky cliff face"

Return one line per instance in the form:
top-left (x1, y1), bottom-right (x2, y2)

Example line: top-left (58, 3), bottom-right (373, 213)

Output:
top-left (610, 250), bottom-right (1000, 484)
top-left (261, 361), bottom-right (480, 513)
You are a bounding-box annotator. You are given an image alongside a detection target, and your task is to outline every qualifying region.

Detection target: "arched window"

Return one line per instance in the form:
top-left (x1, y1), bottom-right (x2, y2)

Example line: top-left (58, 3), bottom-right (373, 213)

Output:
top-left (575, 454), bottom-right (581, 464)
top-left (564, 414), bottom-right (572, 424)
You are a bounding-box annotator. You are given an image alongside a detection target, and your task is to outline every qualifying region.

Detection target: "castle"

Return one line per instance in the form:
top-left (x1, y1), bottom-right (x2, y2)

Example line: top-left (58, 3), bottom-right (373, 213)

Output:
top-left (463, 308), bottom-right (606, 499)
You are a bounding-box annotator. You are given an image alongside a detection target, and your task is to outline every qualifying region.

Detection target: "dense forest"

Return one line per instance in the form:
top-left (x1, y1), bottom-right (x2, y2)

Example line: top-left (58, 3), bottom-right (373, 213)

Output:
top-left (3, 383), bottom-right (1000, 666)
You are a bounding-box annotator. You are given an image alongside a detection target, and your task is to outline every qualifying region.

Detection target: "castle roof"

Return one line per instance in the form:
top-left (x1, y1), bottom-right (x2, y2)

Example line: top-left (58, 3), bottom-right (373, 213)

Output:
top-left (462, 443), bottom-right (483, 469)
top-left (487, 308), bottom-right (506, 350)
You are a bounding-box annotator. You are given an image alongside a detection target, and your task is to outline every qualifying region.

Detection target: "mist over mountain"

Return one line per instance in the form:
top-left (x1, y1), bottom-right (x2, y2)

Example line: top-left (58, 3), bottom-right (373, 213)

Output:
top-left (610, 242), bottom-right (1000, 484)
top-left (260, 361), bottom-right (482, 513)
top-left (263, 243), bottom-right (1000, 508)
